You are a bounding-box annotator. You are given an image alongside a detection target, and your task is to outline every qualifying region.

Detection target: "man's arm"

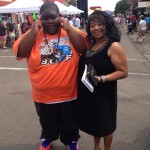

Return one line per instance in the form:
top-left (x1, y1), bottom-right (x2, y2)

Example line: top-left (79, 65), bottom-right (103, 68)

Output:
top-left (60, 18), bottom-right (87, 53)
top-left (17, 21), bottom-right (42, 57)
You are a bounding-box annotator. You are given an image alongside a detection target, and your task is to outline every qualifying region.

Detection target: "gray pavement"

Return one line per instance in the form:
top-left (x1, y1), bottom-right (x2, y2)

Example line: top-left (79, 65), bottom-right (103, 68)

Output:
top-left (0, 29), bottom-right (150, 150)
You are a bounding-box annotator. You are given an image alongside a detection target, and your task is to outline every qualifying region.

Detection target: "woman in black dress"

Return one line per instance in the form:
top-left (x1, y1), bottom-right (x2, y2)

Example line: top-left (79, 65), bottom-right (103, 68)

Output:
top-left (78, 10), bottom-right (128, 150)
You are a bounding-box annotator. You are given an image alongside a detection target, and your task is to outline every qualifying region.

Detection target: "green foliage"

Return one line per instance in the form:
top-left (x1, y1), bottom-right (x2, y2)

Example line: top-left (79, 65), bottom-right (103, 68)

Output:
top-left (114, 0), bottom-right (128, 15)
top-left (68, 0), bottom-right (76, 6)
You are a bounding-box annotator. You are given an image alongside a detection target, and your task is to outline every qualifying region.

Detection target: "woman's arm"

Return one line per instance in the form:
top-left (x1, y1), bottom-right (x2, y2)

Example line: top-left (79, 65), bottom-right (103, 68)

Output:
top-left (95, 42), bottom-right (128, 83)
top-left (106, 42), bottom-right (128, 81)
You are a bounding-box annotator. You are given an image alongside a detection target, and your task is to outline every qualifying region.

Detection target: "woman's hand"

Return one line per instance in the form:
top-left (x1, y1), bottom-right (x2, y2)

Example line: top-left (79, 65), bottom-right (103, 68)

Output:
top-left (95, 76), bottom-right (101, 83)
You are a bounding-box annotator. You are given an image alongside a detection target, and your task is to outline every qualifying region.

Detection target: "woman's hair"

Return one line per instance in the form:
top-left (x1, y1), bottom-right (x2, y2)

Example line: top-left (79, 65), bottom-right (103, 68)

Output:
top-left (86, 10), bottom-right (121, 44)
top-left (7, 23), bottom-right (14, 32)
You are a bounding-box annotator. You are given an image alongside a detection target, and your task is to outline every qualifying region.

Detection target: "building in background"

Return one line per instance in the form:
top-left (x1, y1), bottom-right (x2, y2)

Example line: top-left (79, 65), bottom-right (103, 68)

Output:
top-left (137, 0), bottom-right (150, 15)
top-left (127, 0), bottom-right (150, 15)
top-left (127, 0), bottom-right (138, 16)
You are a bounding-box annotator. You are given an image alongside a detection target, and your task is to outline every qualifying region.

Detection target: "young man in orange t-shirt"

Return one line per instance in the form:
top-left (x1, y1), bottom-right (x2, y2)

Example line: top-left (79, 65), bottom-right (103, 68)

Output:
top-left (13, 2), bottom-right (87, 150)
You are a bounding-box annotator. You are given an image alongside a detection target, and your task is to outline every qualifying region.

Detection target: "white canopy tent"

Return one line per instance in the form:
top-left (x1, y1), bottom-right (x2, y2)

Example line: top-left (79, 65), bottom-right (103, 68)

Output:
top-left (0, 0), bottom-right (43, 13)
top-left (61, 5), bottom-right (84, 15)
top-left (0, 0), bottom-right (68, 13)
top-left (54, 1), bottom-right (68, 13)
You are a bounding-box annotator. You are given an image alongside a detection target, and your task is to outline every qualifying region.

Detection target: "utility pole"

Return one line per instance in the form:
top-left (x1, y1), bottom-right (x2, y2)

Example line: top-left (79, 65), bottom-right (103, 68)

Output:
top-left (77, 0), bottom-right (88, 21)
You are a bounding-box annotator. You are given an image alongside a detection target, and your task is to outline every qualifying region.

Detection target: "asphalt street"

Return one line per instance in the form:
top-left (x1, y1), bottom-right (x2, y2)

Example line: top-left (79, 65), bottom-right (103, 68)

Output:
top-left (0, 28), bottom-right (150, 150)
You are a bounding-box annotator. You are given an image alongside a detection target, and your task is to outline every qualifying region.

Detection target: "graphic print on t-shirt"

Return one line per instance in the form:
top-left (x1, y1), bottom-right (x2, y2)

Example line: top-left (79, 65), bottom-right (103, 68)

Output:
top-left (39, 36), bottom-right (72, 65)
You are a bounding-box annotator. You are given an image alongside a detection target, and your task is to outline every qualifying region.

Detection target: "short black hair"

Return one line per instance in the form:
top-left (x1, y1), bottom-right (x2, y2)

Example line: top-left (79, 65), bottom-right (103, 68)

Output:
top-left (140, 15), bottom-right (144, 20)
top-left (40, 1), bottom-right (59, 14)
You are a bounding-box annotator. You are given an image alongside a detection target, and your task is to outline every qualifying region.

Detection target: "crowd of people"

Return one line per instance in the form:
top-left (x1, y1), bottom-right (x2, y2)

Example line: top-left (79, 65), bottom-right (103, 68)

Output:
top-left (63, 14), bottom-right (85, 29)
top-left (113, 13), bottom-right (149, 43)
top-left (0, 13), bottom-right (86, 49)
top-left (114, 13), bottom-right (150, 31)
top-left (0, 20), bottom-right (32, 48)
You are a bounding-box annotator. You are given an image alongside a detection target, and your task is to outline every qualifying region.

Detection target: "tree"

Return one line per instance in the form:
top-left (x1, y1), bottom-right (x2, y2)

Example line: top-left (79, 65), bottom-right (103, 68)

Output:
top-left (63, 0), bottom-right (76, 6)
top-left (114, 0), bottom-right (128, 15)
top-left (68, 0), bottom-right (76, 6)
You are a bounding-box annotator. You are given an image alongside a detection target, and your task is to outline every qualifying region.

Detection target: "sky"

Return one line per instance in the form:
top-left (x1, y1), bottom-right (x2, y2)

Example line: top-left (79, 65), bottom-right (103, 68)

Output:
top-left (88, 0), bottom-right (120, 11)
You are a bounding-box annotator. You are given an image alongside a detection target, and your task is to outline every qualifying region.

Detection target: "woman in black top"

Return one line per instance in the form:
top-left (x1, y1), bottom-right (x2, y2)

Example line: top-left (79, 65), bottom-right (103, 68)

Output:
top-left (0, 21), bottom-right (7, 48)
top-left (78, 10), bottom-right (128, 150)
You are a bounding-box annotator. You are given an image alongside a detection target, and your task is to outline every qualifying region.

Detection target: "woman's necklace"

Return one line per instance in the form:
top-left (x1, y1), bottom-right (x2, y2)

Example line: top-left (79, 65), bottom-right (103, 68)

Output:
top-left (86, 41), bottom-right (108, 57)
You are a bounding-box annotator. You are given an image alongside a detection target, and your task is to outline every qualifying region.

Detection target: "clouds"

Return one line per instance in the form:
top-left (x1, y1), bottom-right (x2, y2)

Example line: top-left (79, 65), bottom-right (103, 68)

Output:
top-left (88, 0), bottom-right (120, 11)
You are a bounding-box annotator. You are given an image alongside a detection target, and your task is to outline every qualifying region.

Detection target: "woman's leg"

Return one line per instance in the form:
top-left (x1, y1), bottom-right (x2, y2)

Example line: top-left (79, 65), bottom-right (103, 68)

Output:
top-left (104, 133), bottom-right (113, 150)
top-left (3, 38), bottom-right (7, 48)
top-left (135, 32), bottom-right (141, 41)
top-left (94, 136), bottom-right (101, 150)
top-left (142, 31), bottom-right (146, 42)
top-left (11, 37), bottom-right (15, 46)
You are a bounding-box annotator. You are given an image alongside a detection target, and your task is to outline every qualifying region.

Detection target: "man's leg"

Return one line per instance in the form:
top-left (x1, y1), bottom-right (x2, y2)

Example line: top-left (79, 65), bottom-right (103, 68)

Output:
top-left (60, 100), bottom-right (80, 149)
top-left (34, 102), bottom-right (60, 149)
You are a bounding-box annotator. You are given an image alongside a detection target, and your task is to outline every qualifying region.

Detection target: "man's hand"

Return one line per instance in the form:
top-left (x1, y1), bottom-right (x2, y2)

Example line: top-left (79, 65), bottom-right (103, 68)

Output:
top-left (31, 20), bottom-right (42, 37)
top-left (59, 17), bottom-right (72, 33)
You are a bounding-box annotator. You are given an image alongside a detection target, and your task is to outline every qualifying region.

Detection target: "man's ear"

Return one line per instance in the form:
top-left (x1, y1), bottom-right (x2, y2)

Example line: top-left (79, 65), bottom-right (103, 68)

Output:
top-left (38, 15), bottom-right (41, 20)
top-left (59, 17), bottom-right (64, 27)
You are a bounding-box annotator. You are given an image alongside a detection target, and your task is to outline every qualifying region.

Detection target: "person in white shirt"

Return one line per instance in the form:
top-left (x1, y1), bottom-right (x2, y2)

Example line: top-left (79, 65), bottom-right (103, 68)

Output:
top-left (68, 17), bottom-right (73, 26)
top-left (135, 15), bottom-right (147, 42)
top-left (74, 15), bottom-right (81, 29)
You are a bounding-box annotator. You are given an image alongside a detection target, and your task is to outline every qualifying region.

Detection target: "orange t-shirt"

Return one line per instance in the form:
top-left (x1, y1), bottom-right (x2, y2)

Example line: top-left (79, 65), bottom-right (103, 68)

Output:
top-left (13, 28), bottom-right (86, 103)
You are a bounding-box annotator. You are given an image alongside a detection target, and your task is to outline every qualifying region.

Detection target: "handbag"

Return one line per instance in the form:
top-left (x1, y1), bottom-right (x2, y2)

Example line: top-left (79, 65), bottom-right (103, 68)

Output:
top-left (87, 64), bottom-right (98, 87)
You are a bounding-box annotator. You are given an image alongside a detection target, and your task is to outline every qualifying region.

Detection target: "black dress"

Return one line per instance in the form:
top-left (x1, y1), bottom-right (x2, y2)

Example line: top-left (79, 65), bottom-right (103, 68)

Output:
top-left (78, 42), bottom-right (117, 137)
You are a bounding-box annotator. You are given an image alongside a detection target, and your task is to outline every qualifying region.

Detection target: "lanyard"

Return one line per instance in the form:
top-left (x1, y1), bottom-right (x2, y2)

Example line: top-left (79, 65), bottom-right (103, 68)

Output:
top-left (43, 28), bottom-right (61, 47)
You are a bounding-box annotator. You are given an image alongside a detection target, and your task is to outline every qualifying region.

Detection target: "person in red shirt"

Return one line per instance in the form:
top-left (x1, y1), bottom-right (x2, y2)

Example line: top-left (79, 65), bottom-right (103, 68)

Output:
top-left (130, 14), bottom-right (136, 22)
top-left (13, 2), bottom-right (87, 150)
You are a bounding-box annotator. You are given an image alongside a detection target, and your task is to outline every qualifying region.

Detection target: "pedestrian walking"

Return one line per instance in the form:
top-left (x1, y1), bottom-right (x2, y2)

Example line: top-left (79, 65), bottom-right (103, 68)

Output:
top-left (8, 22), bottom-right (16, 46)
top-left (135, 15), bottom-right (147, 43)
top-left (0, 21), bottom-right (7, 48)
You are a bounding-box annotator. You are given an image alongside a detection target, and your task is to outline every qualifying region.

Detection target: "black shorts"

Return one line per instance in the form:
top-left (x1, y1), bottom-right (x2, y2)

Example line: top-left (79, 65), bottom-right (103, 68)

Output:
top-left (34, 100), bottom-right (80, 145)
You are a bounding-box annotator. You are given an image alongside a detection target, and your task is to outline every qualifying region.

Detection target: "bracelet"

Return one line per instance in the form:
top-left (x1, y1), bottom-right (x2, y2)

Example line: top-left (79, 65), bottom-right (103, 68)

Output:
top-left (100, 75), bottom-right (106, 83)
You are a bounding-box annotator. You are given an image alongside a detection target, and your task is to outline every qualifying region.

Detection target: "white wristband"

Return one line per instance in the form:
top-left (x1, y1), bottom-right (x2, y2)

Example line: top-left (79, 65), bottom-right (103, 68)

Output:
top-left (100, 75), bottom-right (106, 83)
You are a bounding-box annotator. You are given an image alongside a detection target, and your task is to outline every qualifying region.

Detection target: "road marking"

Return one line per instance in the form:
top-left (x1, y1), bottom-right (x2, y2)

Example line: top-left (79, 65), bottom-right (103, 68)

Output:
top-left (0, 50), bottom-right (11, 52)
top-left (128, 58), bottom-right (147, 62)
top-left (0, 67), bottom-right (27, 70)
top-left (129, 72), bottom-right (150, 76)
top-left (0, 56), bottom-right (15, 58)
top-left (1, 67), bottom-right (150, 76)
